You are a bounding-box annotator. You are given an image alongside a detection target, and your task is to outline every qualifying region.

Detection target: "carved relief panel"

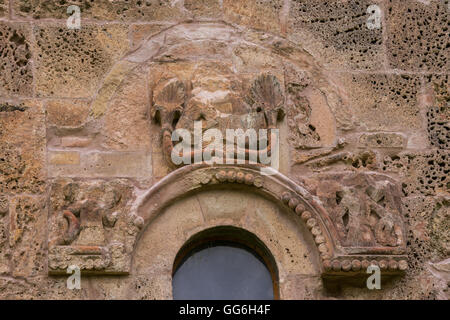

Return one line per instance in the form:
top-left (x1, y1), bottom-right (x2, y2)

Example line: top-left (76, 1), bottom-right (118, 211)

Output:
top-left (45, 22), bottom-right (408, 280)
top-left (47, 180), bottom-right (142, 274)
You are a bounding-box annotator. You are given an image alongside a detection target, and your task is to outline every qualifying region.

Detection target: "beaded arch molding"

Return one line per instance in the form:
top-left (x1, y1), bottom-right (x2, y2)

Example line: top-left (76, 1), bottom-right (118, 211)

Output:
top-left (48, 163), bottom-right (408, 276)
top-left (130, 163), bottom-right (408, 277)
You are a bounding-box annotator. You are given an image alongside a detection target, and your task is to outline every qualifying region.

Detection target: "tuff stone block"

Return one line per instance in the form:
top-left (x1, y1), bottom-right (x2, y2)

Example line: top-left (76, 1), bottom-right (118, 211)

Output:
top-left (0, 22), bottom-right (33, 96)
top-left (0, 100), bottom-right (46, 194)
top-left (33, 24), bottom-right (129, 98)
top-left (48, 152), bottom-right (152, 179)
top-left (382, 149), bottom-right (449, 196)
top-left (13, 0), bottom-right (186, 21)
top-left (46, 100), bottom-right (90, 127)
top-left (185, 0), bottom-right (222, 19)
top-left (359, 132), bottom-right (406, 148)
top-left (9, 196), bottom-right (47, 277)
top-left (223, 0), bottom-right (283, 33)
top-left (333, 73), bottom-right (422, 131)
top-left (48, 151), bottom-right (81, 165)
top-left (0, 0), bottom-right (8, 18)
top-left (130, 24), bottom-right (167, 49)
top-left (102, 65), bottom-right (151, 152)
top-left (385, 0), bottom-right (449, 71)
top-left (288, 0), bottom-right (385, 70)
top-left (402, 196), bottom-right (449, 276)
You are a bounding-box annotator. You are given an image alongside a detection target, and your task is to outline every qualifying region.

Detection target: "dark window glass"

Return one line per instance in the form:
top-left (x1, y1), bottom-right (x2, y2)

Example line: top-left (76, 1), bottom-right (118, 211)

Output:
top-left (173, 245), bottom-right (274, 300)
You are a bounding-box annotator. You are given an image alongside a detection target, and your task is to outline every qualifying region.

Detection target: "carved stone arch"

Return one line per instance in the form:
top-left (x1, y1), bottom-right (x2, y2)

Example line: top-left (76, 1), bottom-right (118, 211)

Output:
top-left (128, 164), bottom-right (407, 276)
top-left (129, 163), bottom-right (328, 299)
top-left (131, 163), bottom-right (335, 258)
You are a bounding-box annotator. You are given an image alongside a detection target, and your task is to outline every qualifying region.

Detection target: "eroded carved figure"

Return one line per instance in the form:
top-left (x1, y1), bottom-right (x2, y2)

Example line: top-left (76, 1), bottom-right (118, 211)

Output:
top-left (151, 73), bottom-right (285, 167)
top-left (308, 173), bottom-right (405, 248)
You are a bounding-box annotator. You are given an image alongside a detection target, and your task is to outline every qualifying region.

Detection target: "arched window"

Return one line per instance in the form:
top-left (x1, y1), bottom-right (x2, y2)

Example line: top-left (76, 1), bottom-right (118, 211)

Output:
top-left (172, 226), bottom-right (278, 300)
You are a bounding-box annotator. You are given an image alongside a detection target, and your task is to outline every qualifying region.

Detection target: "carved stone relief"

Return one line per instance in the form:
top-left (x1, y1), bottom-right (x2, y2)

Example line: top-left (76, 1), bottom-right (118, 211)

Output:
top-left (47, 180), bottom-right (141, 274)
top-left (151, 73), bottom-right (286, 167)
top-left (302, 172), bottom-right (406, 250)
top-left (46, 163), bottom-right (407, 277)
top-left (42, 22), bottom-right (409, 282)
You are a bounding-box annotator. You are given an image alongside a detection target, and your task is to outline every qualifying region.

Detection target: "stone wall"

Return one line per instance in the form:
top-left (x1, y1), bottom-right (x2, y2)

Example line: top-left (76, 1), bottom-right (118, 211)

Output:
top-left (0, 0), bottom-right (448, 299)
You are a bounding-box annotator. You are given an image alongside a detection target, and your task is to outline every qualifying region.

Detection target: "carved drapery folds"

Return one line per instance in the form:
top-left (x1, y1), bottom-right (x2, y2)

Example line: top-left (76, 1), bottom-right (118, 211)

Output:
top-left (151, 74), bottom-right (285, 168)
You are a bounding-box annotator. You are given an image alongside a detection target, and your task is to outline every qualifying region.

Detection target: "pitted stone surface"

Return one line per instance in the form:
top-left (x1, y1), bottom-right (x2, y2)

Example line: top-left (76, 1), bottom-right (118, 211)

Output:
top-left (385, 0), bottom-right (449, 71)
top-left (0, 22), bottom-right (33, 96)
top-left (0, 2), bottom-right (448, 300)
top-left (34, 24), bottom-right (129, 98)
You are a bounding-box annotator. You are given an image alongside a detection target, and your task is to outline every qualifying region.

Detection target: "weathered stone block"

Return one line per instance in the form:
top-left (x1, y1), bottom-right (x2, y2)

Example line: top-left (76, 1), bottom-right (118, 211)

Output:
top-left (0, 100), bottom-right (46, 194)
top-left (48, 151), bottom-right (81, 165)
top-left (289, 0), bottom-right (385, 70)
top-left (185, 0), bottom-right (222, 19)
top-left (386, 0), bottom-right (449, 71)
top-left (287, 87), bottom-right (337, 149)
top-left (196, 189), bottom-right (250, 221)
top-left (130, 24), bottom-right (167, 49)
top-left (425, 74), bottom-right (449, 109)
top-left (129, 274), bottom-right (172, 299)
top-left (224, 0), bottom-right (283, 33)
top-left (382, 149), bottom-right (449, 196)
top-left (90, 60), bottom-right (137, 118)
top-left (152, 152), bottom-right (170, 178)
top-left (280, 275), bottom-right (323, 300)
top-left (81, 275), bottom-right (131, 299)
top-left (34, 24), bottom-right (129, 98)
top-left (232, 44), bottom-right (283, 75)
top-left (9, 196), bottom-right (47, 277)
top-left (46, 100), bottom-right (90, 127)
top-left (60, 137), bottom-right (93, 148)
top-left (102, 65), bottom-right (151, 151)
top-left (0, 276), bottom-right (88, 299)
top-left (333, 73), bottom-right (422, 131)
top-left (426, 105), bottom-right (449, 149)
top-left (0, 22), bottom-right (33, 96)
top-left (359, 132), bottom-right (406, 148)
top-left (48, 152), bottom-right (152, 178)
top-left (0, 0), bottom-right (8, 17)
top-left (13, 0), bottom-right (186, 21)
